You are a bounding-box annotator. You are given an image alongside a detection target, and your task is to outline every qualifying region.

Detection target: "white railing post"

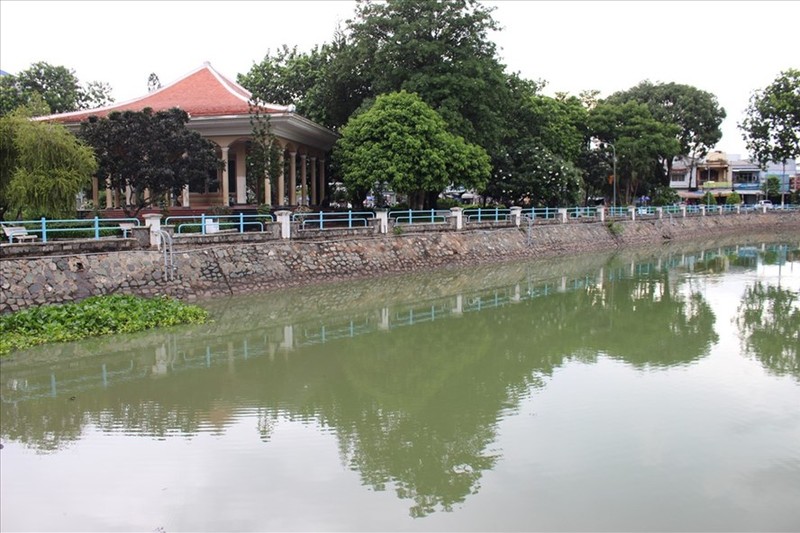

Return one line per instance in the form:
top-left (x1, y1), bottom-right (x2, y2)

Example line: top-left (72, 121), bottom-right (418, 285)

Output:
top-left (375, 209), bottom-right (388, 234)
top-left (657, 207), bottom-right (663, 219)
top-left (557, 208), bottom-right (568, 223)
top-left (275, 210), bottom-right (292, 239)
top-left (700, 205), bottom-right (706, 216)
top-left (598, 206), bottom-right (605, 222)
top-left (450, 207), bottom-right (463, 230)
top-left (510, 206), bottom-right (522, 227)
top-left (628, 206), bottom-right (636, 221)
top-left (143, 213), bottom-right (162, 247)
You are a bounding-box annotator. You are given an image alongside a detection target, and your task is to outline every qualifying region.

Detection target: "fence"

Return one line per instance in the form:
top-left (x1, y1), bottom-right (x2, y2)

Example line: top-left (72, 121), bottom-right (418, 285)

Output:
top-left (165, 213), bottom-right (274, 234)
top-left (3, 203), bottom-right (798, 246)
top-left (292, 211), bottom-right (374, 230)
top-left (0, 216), bottom-right (141, 243)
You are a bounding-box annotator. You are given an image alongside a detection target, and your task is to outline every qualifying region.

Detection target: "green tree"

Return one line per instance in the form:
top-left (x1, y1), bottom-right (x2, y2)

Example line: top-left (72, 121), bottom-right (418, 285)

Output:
top-left (740, 69), bottom-right (800, 201)
top-left (651, 185), bottom-right (680, 206)
top-left (246, 100), bottom-right (283, 205)
top-left (589, 101), bottom-right (680, 204)
top-left (333, 91), bottom-right (490, 209)
top-left (763, 175), bottom-right (781, 200)
top-left (487, 76), bottom-right (588, 206)
top-left (78, 108), bottom-right (221, 216)
top-left (607, 81), bottom-right (726, 182)
top-left (726, 191), bottom-right (742, 205)
top-left (0, 112), bottom-right (97, 219)
top-left (0, 62), bottom-right (114, 117)
top-left (346, 0), bottom-right (509, 152)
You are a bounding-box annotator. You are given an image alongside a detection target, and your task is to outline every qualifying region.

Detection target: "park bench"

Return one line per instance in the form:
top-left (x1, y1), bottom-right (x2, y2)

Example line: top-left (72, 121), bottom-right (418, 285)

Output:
top-left (2, 225), bottom-right (38, 243)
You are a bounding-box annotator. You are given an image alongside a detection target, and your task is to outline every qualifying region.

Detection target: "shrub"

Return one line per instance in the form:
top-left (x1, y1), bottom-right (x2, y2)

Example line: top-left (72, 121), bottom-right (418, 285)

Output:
top-left (0, 295), bottom-right (209, 355)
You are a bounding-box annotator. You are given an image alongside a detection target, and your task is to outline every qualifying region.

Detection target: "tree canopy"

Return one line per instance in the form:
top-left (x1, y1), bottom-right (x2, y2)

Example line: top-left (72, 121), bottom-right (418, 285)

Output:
top-left (0, 61), bottom-right (114, 117)
top-left (333, 91), bottom-right (490, 209)
top-left (740, 68), bottom-right (800, 167)
top-left (78, 108), bottom-right (221, 216)
top-left (607, 81), bottom-right (725, 162)
top-left (0, 112), bottom-right (97, 219)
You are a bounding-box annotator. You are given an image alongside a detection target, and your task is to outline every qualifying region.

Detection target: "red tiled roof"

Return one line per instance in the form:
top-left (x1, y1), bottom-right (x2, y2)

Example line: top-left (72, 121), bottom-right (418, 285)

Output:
top-left (40, 62), bottom-right (287, 124)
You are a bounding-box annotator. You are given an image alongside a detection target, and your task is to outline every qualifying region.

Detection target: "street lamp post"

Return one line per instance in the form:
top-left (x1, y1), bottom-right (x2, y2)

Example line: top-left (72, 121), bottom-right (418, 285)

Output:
top-left (602, 141), bottom-right (617, 210)
top-left (592, 138), bottom-right (617, 212)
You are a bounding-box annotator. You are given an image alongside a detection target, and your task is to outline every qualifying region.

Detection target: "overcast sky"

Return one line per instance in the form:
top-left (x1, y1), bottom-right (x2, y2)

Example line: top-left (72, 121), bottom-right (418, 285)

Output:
top-left (1, 0), bottom-right (797, 156)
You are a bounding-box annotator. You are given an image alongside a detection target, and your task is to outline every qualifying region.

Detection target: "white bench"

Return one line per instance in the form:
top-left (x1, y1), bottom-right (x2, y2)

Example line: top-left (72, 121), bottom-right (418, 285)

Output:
top-left (2, 225), bottom-right (38, 243)
top-left (118, 222), bottom-right (136, 238)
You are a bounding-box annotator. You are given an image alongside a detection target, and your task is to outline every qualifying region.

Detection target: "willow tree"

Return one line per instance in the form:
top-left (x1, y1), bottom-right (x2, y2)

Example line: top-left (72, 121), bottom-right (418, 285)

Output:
top-left (0, 112), bottom-right (97, 219)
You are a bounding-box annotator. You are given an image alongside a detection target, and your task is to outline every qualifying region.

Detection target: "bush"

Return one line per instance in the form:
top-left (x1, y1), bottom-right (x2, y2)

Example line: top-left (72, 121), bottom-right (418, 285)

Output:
top-left (0, 295), bottom-right (209, 355)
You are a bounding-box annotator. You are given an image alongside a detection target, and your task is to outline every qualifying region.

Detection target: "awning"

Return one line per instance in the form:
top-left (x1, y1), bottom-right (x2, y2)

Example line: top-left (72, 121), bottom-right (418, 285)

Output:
top-left (734, 189), bottom-right (765, 196)
top-left (676, 190), bottom-right (705, 199)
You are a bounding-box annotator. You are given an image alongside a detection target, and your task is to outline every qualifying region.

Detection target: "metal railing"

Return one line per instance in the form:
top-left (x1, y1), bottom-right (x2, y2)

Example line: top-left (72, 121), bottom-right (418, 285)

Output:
top-left (463, 207), bottom-right (511, 222)
top-left (165, 213), bottom-right (274, 235)
top-left (389, 209), bottom-right (449, 224)
top-left (292, 210), bottom-right (375, 230)
top-left (0, 216), bottom-right (140, 243)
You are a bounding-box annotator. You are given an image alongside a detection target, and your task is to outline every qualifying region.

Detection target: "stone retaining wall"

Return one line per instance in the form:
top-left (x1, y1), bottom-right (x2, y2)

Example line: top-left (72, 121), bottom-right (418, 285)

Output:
top-left (2, 212), bottom-right (799, 313)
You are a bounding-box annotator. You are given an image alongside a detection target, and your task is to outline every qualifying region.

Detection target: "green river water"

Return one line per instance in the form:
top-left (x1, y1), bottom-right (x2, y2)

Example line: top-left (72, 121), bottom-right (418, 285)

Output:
top-left (1, 237), bottom-right (799, 532)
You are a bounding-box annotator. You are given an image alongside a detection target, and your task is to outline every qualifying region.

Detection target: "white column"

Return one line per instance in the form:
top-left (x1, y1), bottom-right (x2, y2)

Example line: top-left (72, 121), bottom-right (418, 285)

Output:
top-left (221, 146), bottom-right (230, 206)
top-left (510, 206), bottom-right (522, 227)
top-left (628, 206), bottom-right (636, 220)
top-left (182, 185), bottom-right (190, 207)
top-left (288, 151), bottom-right (297, 205)
top-left (277, 150), bottom-right (285, 206)
top-left (657, 207), bottom-right (663, 219)
top-left (236, 145), bottom-right (247, 204)
top-left (558, 208), bottom-right (568, 223)
top-left (319, 158), bottom-right (326, 204)
top-left (598, 206), bottom-right (605, 222)
top-left (300, 154), bottom-right (308, 206)
top-left (310, 156), bottom-right (317, 205)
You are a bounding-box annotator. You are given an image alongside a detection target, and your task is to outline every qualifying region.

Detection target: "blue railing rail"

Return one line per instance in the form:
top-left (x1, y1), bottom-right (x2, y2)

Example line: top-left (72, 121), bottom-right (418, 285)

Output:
top-left (523, 207), bottom-right (559, 220)
top-left (463, 207), bottom-right (511, 222)
top-left (389, 209), bottom-right (449, 224)
top-left (165, 213), bottom-right (274, 235)
top-left (1, 217), bottom-right (141, 243)
top-left (566, 206), bottom-right (599, 219)
top-left (292, 210), bottom-right (375, 230)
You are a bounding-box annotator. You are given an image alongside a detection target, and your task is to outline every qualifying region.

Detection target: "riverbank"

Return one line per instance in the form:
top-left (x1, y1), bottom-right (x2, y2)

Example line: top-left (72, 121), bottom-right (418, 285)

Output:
top-left (2, 211), bottom-right (799, 314)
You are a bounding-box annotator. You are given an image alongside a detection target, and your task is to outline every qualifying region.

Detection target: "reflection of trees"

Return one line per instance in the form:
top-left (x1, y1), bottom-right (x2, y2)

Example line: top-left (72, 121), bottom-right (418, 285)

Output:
top-left (736, 282), bottom-right (800, 379)
top-left (1, 263), bottom-right (719, 516)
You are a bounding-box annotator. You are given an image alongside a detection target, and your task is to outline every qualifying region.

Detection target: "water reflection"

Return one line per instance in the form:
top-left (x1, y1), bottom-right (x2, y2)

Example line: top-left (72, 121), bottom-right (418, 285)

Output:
top-left (1, 239), bottom-right (798, 519)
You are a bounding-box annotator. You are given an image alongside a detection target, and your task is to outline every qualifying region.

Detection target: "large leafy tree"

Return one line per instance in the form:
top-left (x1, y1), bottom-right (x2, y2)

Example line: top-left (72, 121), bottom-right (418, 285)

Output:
top-left (345, 0), bottom-right (509, 153)
top-left (740, 69), bottom-right (800, 184)
top-left (488, 79), bottom-right (587, 207)
top-left (606, 81), bottom-right (725, 182)
top-left (333, 91), bottom-right (490, 209)
top-left (239, 35), bottom-right (373, 131)
top-left (589, 101), bottom-right (680, 204)
top-left (239, 0), bottom-right (510, 154)
top-left (0, 112), bottom-right (97, 219)
top-left (0, 62), bottom-right (114, 117)
top-left (78, 108), bottom-right (221, 216)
